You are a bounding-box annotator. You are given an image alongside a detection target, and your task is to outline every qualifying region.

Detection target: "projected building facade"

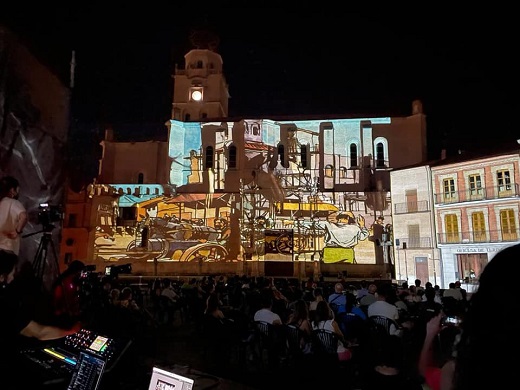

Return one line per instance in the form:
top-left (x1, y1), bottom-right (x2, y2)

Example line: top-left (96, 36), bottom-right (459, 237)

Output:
top-left (61, 43), bottom-right (428, 279)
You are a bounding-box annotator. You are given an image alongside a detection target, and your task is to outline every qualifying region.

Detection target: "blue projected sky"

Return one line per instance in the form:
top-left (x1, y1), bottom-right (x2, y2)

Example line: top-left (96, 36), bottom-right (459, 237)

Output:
top-left (2, 7), bottom-right (518, 159)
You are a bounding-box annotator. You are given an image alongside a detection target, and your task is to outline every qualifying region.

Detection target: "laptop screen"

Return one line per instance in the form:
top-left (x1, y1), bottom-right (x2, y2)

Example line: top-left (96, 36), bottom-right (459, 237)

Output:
top-left (148, 367), bottom-right (194, 390)
top-left (67, 351), bottom-right (106, 390)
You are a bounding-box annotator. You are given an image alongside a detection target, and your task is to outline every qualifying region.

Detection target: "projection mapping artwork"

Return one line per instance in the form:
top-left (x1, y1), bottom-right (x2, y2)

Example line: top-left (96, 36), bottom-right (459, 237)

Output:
top-left (93, 118), bottom-right (393, 265)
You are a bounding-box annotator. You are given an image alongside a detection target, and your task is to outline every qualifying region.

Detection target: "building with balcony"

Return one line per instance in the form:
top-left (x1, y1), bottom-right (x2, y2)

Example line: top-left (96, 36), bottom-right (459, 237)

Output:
top-left (390, 166), bottom-right (440, 286)
top-left (391, 149), bottom-right (520, 289)
top-left (432, 150), bottom-right (520, 290)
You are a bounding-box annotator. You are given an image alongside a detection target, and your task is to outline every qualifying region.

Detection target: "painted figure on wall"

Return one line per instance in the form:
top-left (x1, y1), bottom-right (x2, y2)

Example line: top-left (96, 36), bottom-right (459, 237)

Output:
top-left (321, 211), bottom-right (369, 263)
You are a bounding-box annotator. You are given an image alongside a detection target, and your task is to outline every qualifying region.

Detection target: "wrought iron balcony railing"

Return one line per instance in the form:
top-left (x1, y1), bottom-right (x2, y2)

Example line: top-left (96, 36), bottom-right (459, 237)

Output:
top-left (395, 237), bottom-right (433, 249)
top-left (394, 200), bottom-right (431, 214)
top-left (437, 228), bottom-right (520, 244)
top-left (434, 183), bottom-right (520, 205)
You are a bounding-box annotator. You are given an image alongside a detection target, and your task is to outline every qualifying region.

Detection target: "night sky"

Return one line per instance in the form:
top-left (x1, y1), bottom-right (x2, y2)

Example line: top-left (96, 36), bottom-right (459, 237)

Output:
top-left (2, 7), bottom-right (519, 160)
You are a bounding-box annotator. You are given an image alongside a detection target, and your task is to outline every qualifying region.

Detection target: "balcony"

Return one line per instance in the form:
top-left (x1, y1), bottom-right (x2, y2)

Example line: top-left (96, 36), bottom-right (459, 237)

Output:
top-left (437, 229), bottom-right (520, 244)
top-left (434, 183), bottom-right (520, 205)
top-left (394, 200), bottom-right (430, 214)
top-left (396, 237), bottom-right (432, 249)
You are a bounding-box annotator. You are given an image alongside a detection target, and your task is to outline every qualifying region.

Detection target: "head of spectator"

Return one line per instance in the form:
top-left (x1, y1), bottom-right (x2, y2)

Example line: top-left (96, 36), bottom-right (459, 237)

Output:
top-left (313, 300), bottom-right (333, 326)
top-left (447, 243), bottom-right (520, 389)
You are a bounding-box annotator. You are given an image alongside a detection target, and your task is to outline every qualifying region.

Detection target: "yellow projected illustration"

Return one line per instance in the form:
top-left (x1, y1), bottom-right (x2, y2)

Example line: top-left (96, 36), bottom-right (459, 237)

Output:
top-left (92, 117), bottom-right (394, 267)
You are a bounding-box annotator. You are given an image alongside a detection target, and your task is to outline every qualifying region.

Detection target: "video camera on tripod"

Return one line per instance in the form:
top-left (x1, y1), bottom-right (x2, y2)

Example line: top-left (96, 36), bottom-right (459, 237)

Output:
top-left (38, 202), bottom-right (63, 229)
top-left (25, 202), bottom-right (64, 287)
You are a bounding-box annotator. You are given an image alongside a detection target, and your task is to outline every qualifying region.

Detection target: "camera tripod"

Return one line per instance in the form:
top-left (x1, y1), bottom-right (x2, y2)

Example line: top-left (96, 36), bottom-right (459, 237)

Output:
top-left (23, 224), bottom-right (60, 285)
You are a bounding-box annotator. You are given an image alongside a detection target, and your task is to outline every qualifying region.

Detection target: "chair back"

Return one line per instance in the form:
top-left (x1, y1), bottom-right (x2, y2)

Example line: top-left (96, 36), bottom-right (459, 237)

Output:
top-left (254, 321), bottom-right (277, 348)
top-left (311, 328), bottom-right (339, 355)
top-left (285, 324), bottom-right (303, 354)
top-left (368, 315), bottom-right (398, 335)
top-left (339, 312), bottom-right (366, 342)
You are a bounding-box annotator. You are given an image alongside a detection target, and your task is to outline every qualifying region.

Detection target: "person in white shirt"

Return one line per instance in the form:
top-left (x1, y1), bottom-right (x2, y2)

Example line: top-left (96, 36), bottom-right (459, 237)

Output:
top-left (254, 289), bottom-right (282, 325)
top-left (368, 283), bottom-right (403, 336)
top-left (442, 282), bottom-right (463, 300)
top-left (0, 176), bottom-right (27, 256)
top-left (161, 278), bottom-right (180, 303)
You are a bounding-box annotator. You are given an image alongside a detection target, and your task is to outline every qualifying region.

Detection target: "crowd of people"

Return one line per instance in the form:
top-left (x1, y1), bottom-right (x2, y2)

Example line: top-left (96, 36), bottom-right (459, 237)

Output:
top-left (1, 174), bottom-right (517, 389)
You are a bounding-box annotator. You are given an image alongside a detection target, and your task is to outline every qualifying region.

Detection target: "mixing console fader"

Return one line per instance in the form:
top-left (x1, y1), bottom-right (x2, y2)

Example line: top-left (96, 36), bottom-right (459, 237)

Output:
top-left (19, 328), bottom-right (132, 386)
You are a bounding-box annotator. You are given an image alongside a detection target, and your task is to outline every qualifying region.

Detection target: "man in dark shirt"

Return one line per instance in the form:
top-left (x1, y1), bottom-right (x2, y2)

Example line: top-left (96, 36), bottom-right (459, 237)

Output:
top-left (0, 250), bottom-right (81, 388)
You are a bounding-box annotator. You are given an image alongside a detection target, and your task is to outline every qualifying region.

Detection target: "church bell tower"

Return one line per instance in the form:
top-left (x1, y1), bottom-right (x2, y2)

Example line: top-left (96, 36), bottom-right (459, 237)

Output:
top-left (171, 30), bottom-right (229, 121)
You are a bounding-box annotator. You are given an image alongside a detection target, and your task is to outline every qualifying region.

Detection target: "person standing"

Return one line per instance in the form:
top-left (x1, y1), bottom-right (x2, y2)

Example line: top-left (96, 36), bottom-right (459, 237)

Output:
top-left (0, 176), bottom-right (27, 256)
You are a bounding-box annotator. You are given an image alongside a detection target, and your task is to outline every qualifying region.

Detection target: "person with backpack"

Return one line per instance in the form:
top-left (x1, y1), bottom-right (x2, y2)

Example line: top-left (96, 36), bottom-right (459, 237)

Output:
top-left (327, 282), bottom-right (347, 317)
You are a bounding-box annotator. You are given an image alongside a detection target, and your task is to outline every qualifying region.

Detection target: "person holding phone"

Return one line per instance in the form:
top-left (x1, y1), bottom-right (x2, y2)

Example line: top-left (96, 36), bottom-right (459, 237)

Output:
top-left (420, 243), bottom-right (520, 389)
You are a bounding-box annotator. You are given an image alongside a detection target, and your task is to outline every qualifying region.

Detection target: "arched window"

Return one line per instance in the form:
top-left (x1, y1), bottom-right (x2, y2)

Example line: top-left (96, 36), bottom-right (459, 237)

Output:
top-left (138, 173), bottom-right (144, 184)
top-left (376, 142), bottom-right (385, 167)
top-left (339, 166), bottom-right (347, 178)
top-left (349, 143), bottom-right (358, 167)
top-left (229, 145), bottom-right (237, 168)
top-left (205, 146), bottom-right (214, 169)
top-left (325, 164), bottom-right (334, 177)
top-left (196, 60), bottom-right (203, 68)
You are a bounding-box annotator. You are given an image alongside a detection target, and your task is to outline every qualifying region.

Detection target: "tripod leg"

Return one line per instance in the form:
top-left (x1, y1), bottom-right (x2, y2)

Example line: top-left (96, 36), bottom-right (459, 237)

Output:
top-left (33, 238), bottom-right (46, 281)
top-left (48, 237), bottom-right (61, 280)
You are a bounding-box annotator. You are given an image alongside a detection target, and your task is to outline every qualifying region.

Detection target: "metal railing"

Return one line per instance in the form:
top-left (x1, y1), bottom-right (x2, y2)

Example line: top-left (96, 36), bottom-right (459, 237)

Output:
top-left (437, 228), bottom-right (520, 244)
top-left (434, 183), bottom-right (520, 205)
top-left (395, 237), bottom-right (432, 249)
top-left (394, 200), bottom-right (430, 214)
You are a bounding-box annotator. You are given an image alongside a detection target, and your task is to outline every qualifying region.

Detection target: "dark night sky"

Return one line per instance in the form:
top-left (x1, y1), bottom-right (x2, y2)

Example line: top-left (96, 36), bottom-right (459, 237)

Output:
top-left (2, 6), bottom-right (519, 159)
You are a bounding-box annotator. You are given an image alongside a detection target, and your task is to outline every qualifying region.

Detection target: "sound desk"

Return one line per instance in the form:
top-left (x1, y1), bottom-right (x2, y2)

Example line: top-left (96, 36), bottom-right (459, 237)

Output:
top-left (19, 328), bottom-right (132, 387)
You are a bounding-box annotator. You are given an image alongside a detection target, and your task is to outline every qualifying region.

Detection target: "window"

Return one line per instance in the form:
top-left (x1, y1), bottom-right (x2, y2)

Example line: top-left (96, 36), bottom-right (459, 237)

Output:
top-left (500, 208), bottom-right (517, 240)
top-left (469, 174), bottom-right (483, 199)
top-left (339, 166), bottom-right (347, 178)
top-left (185, 113), bottom-right (191, 121)
top-left (300, 145), bottom-right (308, 168)
top-left (443, 178), bottom-right (456, 200)
top-left (408, 224), bottom-right (420, 248)
top-left (472, 211), bottom-right (486, 242)
top-left (325, 164), bottom-right (334, 177)
top-left (205, 146), bottom-right (214, 169)
top-left (196, 60), bottom-right (203, 68)
top-left (497, 170), bottom-right (512, 196)
top-left (138, 173), bottom-right (144, 184)
top-left (349, 143), bottom-right (358, 167)
top-left (405, 189), bottom-right (418, 213)
top-left (376, 142), bottom-right (385, 167)
top-left (445, 214), bottom-right (459, 243)
top-left (201, 113), bottom-right (207, 119)
top-left (68, 213), bottom-right (77, 228)
top-left (228, 145), bottom-right (237, 168)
